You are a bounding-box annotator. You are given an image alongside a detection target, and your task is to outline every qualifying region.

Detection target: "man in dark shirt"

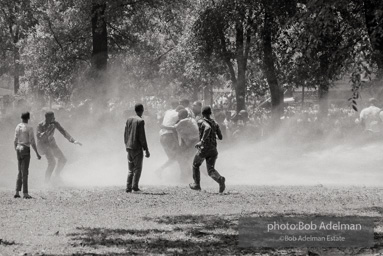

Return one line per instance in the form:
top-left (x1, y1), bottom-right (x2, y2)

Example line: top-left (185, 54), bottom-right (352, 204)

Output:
top-left (190, 106), bottom-right (226, 193)
top-left (37, 111), bottom-right (82, 183)
top-left (124, 103), bottom-right (150, 192)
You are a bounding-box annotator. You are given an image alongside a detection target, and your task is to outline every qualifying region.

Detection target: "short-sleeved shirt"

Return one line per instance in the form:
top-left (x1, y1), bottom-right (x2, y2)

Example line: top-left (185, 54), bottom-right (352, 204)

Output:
top-left (160, 109), bottom-right (179, 136)
top-left (14, 123), bottom-right (36, 147)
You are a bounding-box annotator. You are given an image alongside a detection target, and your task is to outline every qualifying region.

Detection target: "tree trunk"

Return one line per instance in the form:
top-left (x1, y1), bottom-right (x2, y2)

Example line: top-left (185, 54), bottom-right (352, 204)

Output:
top-left (13, 45), bottom-right (20, 94)
top-left (91, 0), bottom-right (108, 71)
top-left (262, 10), bottom-right (283, 125)
top-left (364, 0), bottom-right (383, 78)
top-left (235, 20), bottom-right (246, 112)
top-left (318, 83), bottom-right (329, 117)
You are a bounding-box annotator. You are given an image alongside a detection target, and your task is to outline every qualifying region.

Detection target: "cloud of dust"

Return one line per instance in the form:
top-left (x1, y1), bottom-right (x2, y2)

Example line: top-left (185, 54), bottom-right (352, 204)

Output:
top-left (1, 69), bottom-right (382, 190)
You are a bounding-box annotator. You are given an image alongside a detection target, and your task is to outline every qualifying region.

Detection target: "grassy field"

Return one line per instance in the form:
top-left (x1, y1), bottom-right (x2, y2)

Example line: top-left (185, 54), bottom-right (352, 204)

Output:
top-left (0, 185), bottom-right (382, 256)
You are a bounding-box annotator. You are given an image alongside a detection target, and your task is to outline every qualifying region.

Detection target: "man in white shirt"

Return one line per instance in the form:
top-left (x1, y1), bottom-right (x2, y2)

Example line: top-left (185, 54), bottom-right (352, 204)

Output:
top-left (158, 101), bottom-right (180, 171)
top-left (359, 98), bottom-right (383, 133)
top-left (14, 112), bottom-right (41, 199)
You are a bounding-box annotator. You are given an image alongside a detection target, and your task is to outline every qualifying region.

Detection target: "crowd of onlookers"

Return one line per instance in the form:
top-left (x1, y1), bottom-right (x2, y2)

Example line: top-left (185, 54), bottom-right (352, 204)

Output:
top-left (1, 96), bottom-right (377, 146)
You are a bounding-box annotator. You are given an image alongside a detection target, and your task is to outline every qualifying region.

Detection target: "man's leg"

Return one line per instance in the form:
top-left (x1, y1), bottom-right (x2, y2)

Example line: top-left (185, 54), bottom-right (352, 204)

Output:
top-left (21, 152), bottom-right (31, 198)
top-left (206, 151), bottom-right (225, 193)
top-left (45, 148), bottom-right (56, 182)
top-left (51, 144), bottom-right (67, 177)
top-left (158, 134), bottom-right (178, 171)
top-left (190, 153), bottom-right (204, 190)
top-left (15, 151), bottom-right (22, 197)
top-left (132, 151), bottom-right (144, 191)
top-left (126, 152), bottom-right (134, 192)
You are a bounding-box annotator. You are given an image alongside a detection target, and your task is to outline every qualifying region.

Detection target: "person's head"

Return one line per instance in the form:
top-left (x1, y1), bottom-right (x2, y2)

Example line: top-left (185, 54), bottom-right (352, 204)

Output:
top-left (201, 106), bottom-right (212, 118)
top-left (170, 101), bottom-right (179, 109)
top-left (238, 110), bottom-right (249, 122)
top-left (369, 98), bottom-right (378, 107)
top-left (192, 101), bottom-right (202, 116)
top-left (178, 109), bottom-right (188, 120)
top-left (180, 99), bottom-right (190, 108)
top-left (215, 111), bottom-right (226, 123)
top-left (45, 111), bottom-right (55, 123)
top-left (175, 105), bottom-right (185, 112)
top-left (21, 112), bottom-right (30, 123)
top-left (135, 103), bottom-right (144, 117)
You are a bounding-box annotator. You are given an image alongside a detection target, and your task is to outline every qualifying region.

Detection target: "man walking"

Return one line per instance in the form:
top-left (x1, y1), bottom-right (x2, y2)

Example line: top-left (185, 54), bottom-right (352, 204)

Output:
top-left (189, 106), bottom-right (226, 193)
top-left (124, 103), bottom-right (150, 192)
top-left (14, 112), bottom-right (41, 199)
top-left (37, 111), bottom-right (82, 183)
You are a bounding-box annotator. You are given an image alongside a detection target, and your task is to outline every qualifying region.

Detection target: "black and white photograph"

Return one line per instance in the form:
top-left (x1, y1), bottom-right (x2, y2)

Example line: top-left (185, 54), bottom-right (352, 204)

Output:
top-left (0, 0), bottom-right (383, 255)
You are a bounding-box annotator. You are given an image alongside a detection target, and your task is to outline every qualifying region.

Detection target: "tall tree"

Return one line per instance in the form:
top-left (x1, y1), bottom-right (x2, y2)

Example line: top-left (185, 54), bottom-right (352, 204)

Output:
top-left (363, 0), bottom-right (383, 78)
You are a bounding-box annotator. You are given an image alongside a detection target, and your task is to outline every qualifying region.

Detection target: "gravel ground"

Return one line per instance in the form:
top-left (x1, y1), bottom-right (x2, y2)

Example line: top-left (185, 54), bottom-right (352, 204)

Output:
top-left (0, 185), bottom-right (382, 256)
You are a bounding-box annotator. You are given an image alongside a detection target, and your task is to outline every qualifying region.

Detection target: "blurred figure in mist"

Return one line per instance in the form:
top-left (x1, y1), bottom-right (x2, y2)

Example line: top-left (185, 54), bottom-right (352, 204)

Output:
top-left (214, 110), bottom-right (227, 141)
top-left (158, 101), bottom-right (180, 171)
top-left (358, 98), bottom-right (383, 134)
top-left (180, 99), bottom-right (195, 118)
top-left (124, 103), bottom-right (150, 193)
top-left (37, 111), bottom-right (82, 184)
top-left (161, 108), bottom-right (199, 180)
top-left (190, 106), bottom-right (226, 193)
top-left (14, 112), bottom-right (41, 199)
top-left (192, 101), bottom-right (202, 120)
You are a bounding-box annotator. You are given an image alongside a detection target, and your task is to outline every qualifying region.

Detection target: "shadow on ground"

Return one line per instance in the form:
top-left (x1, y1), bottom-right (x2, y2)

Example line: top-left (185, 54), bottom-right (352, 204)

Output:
top-left (64, 214), bottom-right (383, 255)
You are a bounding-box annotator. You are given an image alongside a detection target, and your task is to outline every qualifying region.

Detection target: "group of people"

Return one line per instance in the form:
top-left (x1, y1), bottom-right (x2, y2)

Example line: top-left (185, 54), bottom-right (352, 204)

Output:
top-left (13, 111), bottom-right (81, 199)
top-left (13, 100), bottom-right (226, 199)
top-left (124, 101), bottom-right (225, 193)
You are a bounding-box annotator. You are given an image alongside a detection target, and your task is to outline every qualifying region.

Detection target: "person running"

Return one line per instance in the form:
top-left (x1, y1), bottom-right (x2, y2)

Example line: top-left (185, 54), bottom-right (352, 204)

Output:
top-left (189, 106), bottom-right (226, 193)
top-left (14, 112), bottom-right (41, 199)
top-left (37, 111), bottom-right (82, 183)
top-left (124, 103), bottom-right (150, 192)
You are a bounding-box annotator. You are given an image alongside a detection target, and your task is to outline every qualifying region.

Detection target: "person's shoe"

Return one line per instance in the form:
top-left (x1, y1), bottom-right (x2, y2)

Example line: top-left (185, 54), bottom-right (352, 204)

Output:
top-left (23, 194), bottom-right (32, 199)
top-left (219, 177), bottom-right (226, 193)
top-left (189, 183), bottom-right (201, 191)
top-left (132, 188), bottom-right (141, 192)
top-left (126, 189), bottom-right (132, 193)
top-left (14, 194), bottom-right (21, 198)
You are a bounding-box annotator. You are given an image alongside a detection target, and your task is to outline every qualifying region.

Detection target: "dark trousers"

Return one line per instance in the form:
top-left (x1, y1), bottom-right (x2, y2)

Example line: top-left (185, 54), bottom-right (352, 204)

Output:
top-left (16, 146), bottom-right (31, 193)
top-left (127, 149), bottom-right (144, 190)
top-left (160, 133), bottom-right (178, 160)
top-left (192, 148), bottom-right (222, 185)
top-left (43, 143), bottom-right (67, 181)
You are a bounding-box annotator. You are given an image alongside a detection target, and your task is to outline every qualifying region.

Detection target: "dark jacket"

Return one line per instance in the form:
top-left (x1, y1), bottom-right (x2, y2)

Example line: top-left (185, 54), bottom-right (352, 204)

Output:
top-left (37, 121), bottom-right (74, 151)
top-left (124, 116), bottom-right (148, 151)
top-left (198, 117), bottom-right (223, 151)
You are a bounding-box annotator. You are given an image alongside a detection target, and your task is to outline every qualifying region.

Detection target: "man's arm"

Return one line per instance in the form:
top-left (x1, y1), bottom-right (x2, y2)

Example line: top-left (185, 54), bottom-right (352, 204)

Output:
top-left (138, 120), bottom-right (150, 157)
top-left (160, 124), bottom-right (176, 130)
top-left (14, 125), bottom-right (18, 150)
top-left (124, 122), bottom-right (128, 148)
top-left (200, 121), bottom-right (211, 145)
top-left (216, 123), bottom-right (223, 140)
top-left (138, 120), bottom-right (148, 151)
top-left (54, 121), bottom-right (77, 143)
top-left (29, 127), bottom-right (41, 159)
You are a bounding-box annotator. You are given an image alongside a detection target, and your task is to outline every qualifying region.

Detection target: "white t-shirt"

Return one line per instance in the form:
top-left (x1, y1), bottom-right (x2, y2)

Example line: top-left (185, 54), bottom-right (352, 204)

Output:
top-left (360, 106), bottom-right (383, 133)
top-left (160, 109), bottom-right (179, 136)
